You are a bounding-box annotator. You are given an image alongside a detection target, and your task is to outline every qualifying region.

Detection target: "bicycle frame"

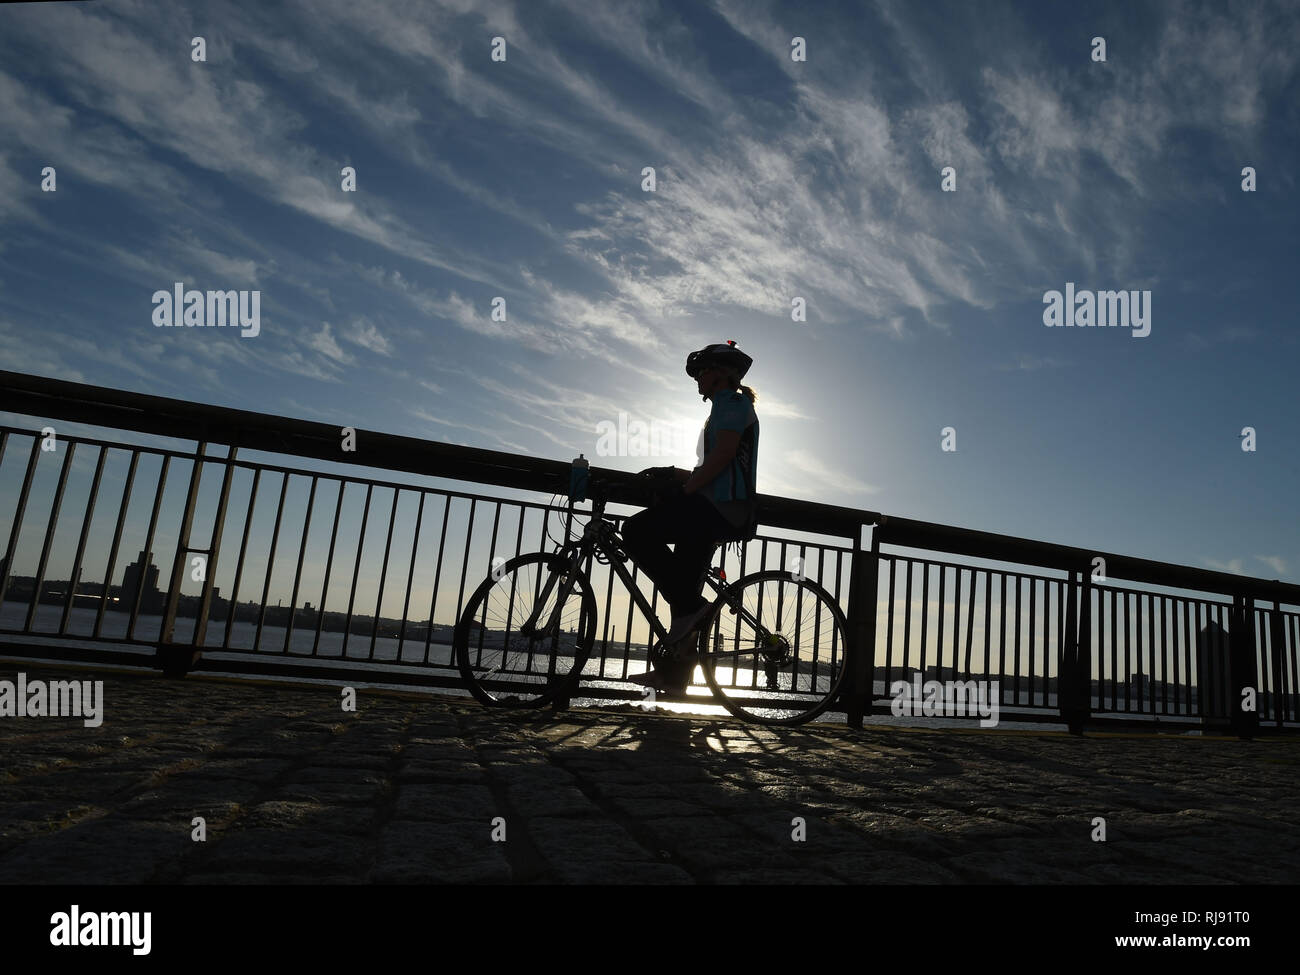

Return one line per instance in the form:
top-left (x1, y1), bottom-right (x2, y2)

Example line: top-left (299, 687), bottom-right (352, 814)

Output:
top-left (516, 493), bottom-right (768, 666)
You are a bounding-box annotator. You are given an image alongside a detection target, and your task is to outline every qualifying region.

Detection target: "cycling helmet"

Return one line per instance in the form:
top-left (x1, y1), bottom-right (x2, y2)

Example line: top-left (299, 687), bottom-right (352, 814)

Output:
top-left (685, 340), bottom-right (752, 380)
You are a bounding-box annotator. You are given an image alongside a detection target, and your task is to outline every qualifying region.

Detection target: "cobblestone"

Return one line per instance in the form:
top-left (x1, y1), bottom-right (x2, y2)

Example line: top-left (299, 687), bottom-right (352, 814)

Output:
top-left (0, 662), bottom-right (1296, 884)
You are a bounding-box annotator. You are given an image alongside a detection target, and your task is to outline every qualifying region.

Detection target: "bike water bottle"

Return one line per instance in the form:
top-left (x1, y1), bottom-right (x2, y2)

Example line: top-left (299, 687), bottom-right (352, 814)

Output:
top-left (569, 453), bottom-right (589, 502)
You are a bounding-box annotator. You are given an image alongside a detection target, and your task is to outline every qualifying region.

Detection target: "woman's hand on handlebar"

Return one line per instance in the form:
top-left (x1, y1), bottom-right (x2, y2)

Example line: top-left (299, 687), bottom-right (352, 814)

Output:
top-left (638, 466), bottom-right (690, 483)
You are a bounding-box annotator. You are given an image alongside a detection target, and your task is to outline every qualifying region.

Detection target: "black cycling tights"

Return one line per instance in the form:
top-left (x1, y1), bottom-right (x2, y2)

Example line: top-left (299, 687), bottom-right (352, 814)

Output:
top-left (620, 492), bottom-right (735, 619)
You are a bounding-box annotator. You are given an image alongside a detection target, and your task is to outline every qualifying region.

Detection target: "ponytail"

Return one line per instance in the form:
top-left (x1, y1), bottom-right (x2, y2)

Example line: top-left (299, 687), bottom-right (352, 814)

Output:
top-left (722, 368), bottom-right (757, 404)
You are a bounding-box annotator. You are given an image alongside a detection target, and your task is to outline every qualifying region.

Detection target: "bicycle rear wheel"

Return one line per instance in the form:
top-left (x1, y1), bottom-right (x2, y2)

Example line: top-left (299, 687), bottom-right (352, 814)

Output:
top-left (696, 569), bottom-right (849, 725)
top-left (454, 552), bottom-right (597, 707)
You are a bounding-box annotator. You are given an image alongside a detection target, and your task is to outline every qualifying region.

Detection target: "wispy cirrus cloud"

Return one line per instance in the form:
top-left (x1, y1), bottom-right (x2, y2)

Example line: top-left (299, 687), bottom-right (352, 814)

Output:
top-left (1255, 555), bottom-right (1287, 576)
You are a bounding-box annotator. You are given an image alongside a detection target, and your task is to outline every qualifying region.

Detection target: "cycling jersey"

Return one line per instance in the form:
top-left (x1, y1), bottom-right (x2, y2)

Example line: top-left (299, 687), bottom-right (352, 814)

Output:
top-left (698, 389), bottom-right (759, 534)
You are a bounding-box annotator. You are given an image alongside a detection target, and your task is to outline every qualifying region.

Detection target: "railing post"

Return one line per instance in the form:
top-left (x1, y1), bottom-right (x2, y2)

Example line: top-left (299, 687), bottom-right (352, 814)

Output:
top-left (1228, 593), bottom-right (1260, 739)
top-left (1058, 567), bottom-right (1091, 735)
top-left (193, 449), bottom-right (237, 649)
top-left (157, 442), bottom-right (208, 677)
top-left (844, 522), bottom-right (879, 729)
top-left (1269, 600), bottom-right (1287, 728)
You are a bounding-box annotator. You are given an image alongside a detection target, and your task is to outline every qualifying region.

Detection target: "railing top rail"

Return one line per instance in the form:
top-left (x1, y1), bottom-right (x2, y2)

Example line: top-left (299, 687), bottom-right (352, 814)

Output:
top-left (4, 369), bottom-right (1298, 604)
top-left (875, 515), bottom-right (1300, 603)
top-left (0, 371), bottom-right (874, 539)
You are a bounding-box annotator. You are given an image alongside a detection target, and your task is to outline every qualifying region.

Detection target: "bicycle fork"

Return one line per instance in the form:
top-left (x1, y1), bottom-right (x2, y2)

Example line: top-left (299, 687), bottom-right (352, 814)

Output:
top-left (517, 548), bottom-right (584, 642)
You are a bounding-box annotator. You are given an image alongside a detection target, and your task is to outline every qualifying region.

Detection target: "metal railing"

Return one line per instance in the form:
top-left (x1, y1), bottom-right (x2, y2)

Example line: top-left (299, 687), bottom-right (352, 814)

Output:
top-left (1, 369), bottom-right (1296, 734)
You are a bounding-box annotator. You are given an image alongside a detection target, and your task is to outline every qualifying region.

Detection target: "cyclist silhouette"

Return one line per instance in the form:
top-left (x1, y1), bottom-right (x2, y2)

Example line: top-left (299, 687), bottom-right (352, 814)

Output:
top-left (622, 341), bottom-right (759, 692)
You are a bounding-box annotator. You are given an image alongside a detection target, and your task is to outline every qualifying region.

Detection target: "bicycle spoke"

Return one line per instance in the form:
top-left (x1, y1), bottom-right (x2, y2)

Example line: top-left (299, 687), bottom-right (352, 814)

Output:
top-left (455, 553), bottom-right (594, 706)
top-left (698, 570), bottom-right (848, 724)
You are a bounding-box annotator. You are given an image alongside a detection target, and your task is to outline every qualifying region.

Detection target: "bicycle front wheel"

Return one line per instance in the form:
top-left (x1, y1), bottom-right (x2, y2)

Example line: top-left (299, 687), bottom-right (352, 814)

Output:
top-left (697, 569), bottom-right (849, 725)
top-left (454, 552), bottom-right (597, 708)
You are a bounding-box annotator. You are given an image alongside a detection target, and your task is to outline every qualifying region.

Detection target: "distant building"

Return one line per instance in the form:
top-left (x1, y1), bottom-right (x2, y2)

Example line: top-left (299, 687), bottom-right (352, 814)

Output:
top-left (120, 549), bottom-right (162, 613)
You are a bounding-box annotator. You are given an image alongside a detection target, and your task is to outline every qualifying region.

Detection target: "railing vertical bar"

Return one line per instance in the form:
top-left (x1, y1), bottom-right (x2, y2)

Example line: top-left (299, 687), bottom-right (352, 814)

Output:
top-left (284, 475), bottom-right (319, 655)
top-left (936, 563), bottom-right (947, 683)
top-left (998, 572), bottom-right (1007, 707)
top-left (882, 555), bottom-right (895, 692)
top-left (368, 487), bottom-right (401, 661)
top-left (791, 542), bottom-right (806, 688)
top-left (1265, 604), bottom-right (1283, 725)
top-left (254, 473), bottom-right (290, 654)
top-left (480, 499), bottom-right (506, 669)
top-left (0, 436), bottom-right (42, 612)
top-left (830, 545), bottom-right (841, 674)
top-left (815, 543), bottom-right (828, 692)
top-left (1264, 605), bottom-right (1275, 723)
top-left (341, 482), bottom-right (374, 656)
top-left (601, 541), bottom-right (617, 677)
top-left (95, 450), bottom-right (139, 639)
top-left (1190, 599), bottom-right (1203, 718)
top-left (1109, 587), bottom-right (1118, 711)
top-left (1094, 585), bottom-right (1105, 711)
top-left (1145, 593), bottom-right (1156, 714)
top-left (1026, 576), bottom-right (1036, 707)
top-left (486, 501), bottom-right (502, 580)
top-left (159, 443), bottom-right (207, 647)
top-left (964, 567), bottom-right (977, 679)
top-left (127, 455), bottom-right (170, 642)
top-left (424, 495), bottom-right (452, 665)
top-left (1133, 590), bottom-right (1146, 712)
top-left (981, 568), bottom-right (992, 684)
top-left (1164, 594), bottom-right (1174, 715)
top-left (1093, 582), bottom-right (1105, 710)
top-left (26, 440), bottom-right (76, 632)
top-left (919, 560), bottom-right (930, 687)
top-left (902, 560), bottom-right (913, 683)
top-left (1013, 574), bottom-right (1023, 706)
top-left (1193, 597), bottom-right (1206, 718)
top-left (1122, 590), bottom-right (1132, 713)
top-left (453, 498), bottom-right (477, 633)
top-left (61, 443), bottom-right (107, 633)
top-left (1042, 579), bottom-right (1050, 707)
top-left (1180, 598), bottom-right (1192, 714)
top-left (313, 478), bottom-right (346, 656)
top-left (773, 540), bottom-right (787, 691)
top-left (193, 448), bottom-right (238, 649)
top-left (1284, 618), bottom-right (1294, 728)
top-left (226, 468), bottom-right (263, 650)
top-left (396, 490), bottom-right (426, 656)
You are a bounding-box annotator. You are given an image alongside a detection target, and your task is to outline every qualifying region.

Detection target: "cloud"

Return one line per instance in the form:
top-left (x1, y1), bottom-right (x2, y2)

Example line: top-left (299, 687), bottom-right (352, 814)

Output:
top-left (1, 5), bottom-right (505, 289)
top-left (1178, 325), bottom-right (1263, 351)
top-left (275, 350), bottom-right (344, 383)
top-left (1202, 557), bottom-right (1245, 575)
top-left (994, 354), bottom-right (1066, 372)
top-left (0, 153), bottom-right (40, 226)
top-left (746, 391), bottom-right (811, 421)
top-left (408, 405), bottom-right (533, 454)
top-left (0, 318), bottom-right (87, 382)
top-left (1254, 555), bottom-right (1287, 576)
top-left (775, 448), bottom-right (880, 502)
top-left (308, 322), bottom-right (354, 364)
top-left (343, 317), bottom-right (394, 356)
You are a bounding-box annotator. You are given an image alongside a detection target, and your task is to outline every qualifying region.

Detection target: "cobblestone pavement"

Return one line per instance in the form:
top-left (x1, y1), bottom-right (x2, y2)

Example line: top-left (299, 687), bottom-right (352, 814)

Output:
top-left (1, 662), bottom-right (1297, 884)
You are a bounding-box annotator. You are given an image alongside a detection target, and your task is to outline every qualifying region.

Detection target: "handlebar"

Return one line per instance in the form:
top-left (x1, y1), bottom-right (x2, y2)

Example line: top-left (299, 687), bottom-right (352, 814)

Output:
top-left (560, 466), bottom-right (681, 507)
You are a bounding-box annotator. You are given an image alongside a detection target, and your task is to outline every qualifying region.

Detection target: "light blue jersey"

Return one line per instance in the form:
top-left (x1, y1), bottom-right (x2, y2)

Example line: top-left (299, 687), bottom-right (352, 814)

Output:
top-left (700, 389), bottom-right (759, 530)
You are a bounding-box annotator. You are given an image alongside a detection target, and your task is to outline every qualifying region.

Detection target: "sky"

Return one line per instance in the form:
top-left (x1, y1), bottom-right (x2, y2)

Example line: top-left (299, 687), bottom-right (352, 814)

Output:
top-left (1, 0), bottom-right (1298, 601)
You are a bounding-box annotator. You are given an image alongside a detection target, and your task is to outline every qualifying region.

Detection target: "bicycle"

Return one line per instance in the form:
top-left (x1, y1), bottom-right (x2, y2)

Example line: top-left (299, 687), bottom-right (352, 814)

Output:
top-left (452, 471), bottom-right (850, 725)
